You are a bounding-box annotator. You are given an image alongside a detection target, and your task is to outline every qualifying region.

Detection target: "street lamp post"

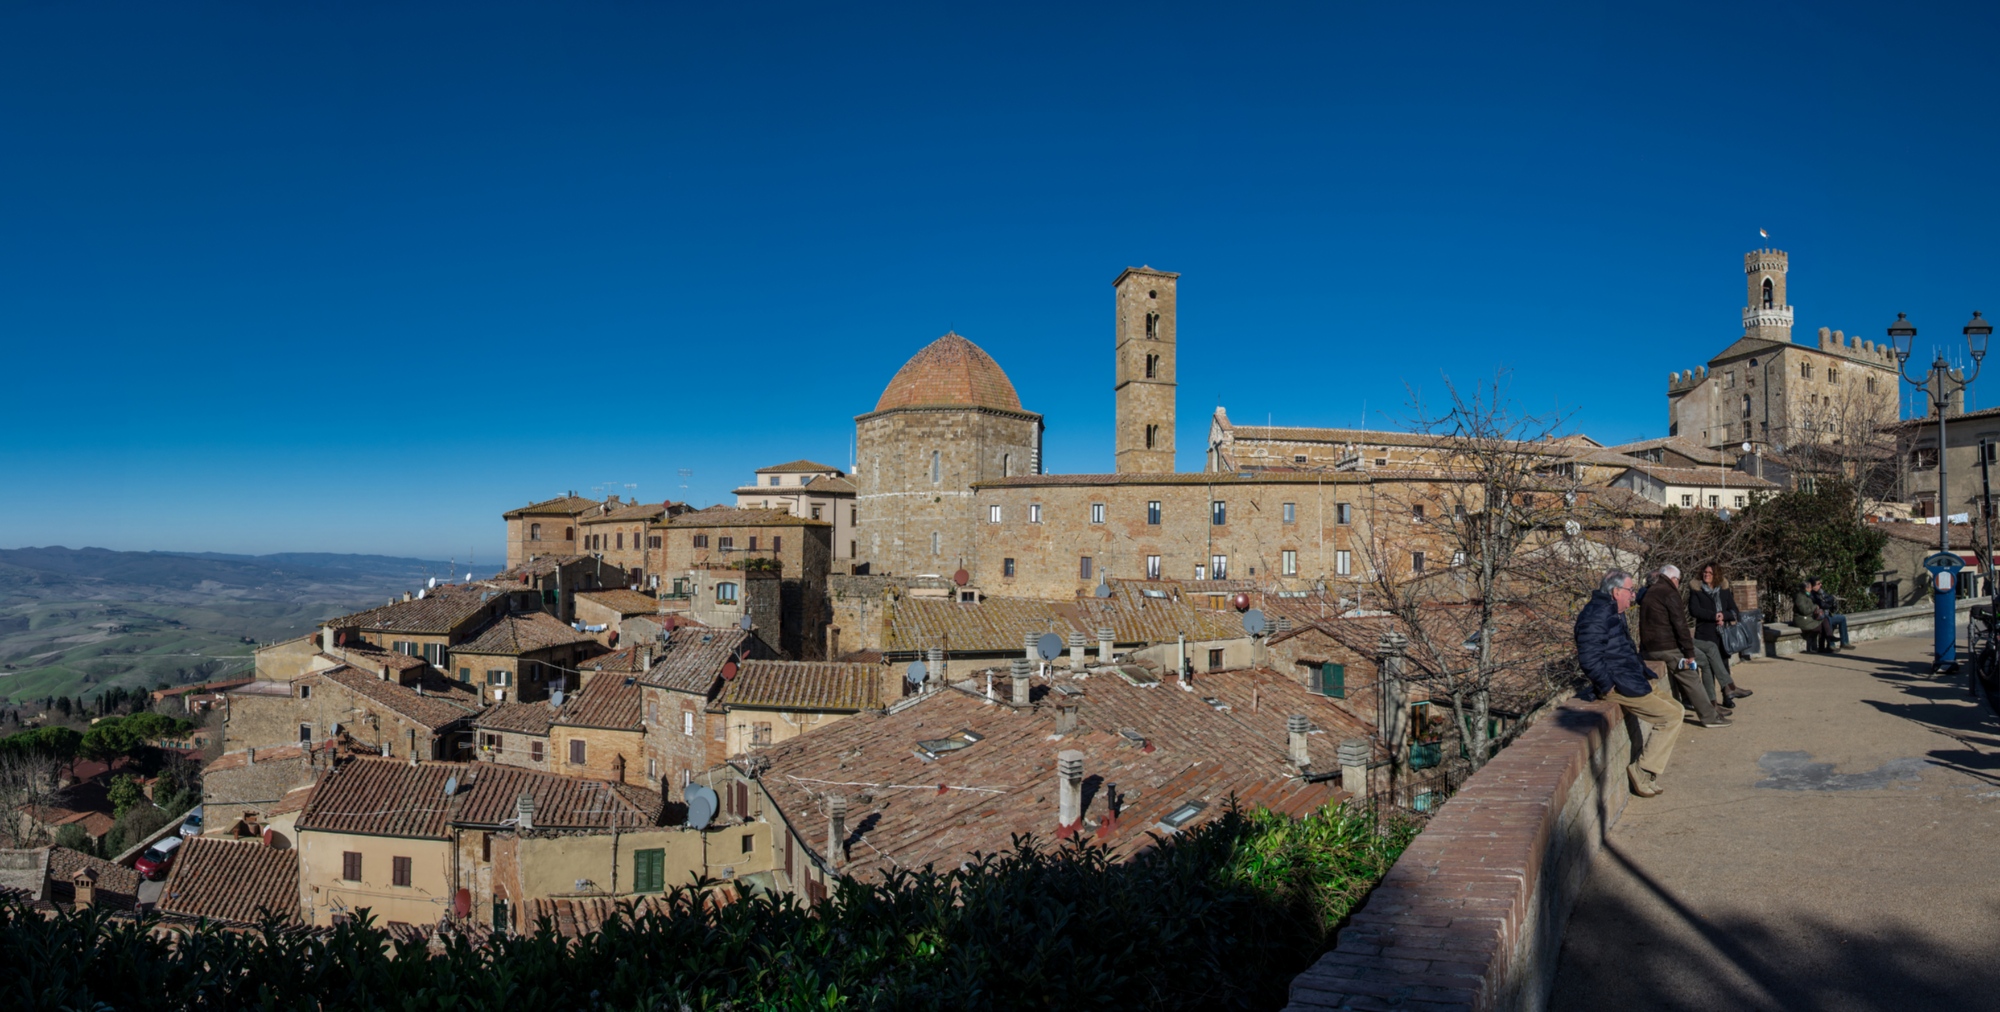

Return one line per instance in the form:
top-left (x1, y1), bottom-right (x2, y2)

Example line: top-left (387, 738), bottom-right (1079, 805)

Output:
top-left (1890, 311), bottom-right (1991, 671)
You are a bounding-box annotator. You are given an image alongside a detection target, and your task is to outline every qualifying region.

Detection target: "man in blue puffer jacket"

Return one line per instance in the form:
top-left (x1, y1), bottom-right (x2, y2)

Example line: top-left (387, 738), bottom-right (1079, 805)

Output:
top-left (1575, 569), bottom-right (1682, 798)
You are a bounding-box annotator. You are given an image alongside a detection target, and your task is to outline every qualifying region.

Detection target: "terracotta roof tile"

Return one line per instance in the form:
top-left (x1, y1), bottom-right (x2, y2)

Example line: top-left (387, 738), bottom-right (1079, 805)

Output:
top-left (503, 495), bottom-right (606, 519)
top-left (457, 612), bottom-right (598, 655)
top-left (756, 460), bottom-right (845, 474)
top-left (474, 701), bottom-right (560, 736)
top-left (156, 838), bottom-right (300, 925)
top-left (576, 589), bottom-right (660, 616)
top-left (718, 661), bottom-right (882, 712)
top-left (313, 666), bottom-right (483, 730)
top-left (881, 582), bottom-right (1241, 655)
top-left (449, 764), bottom-right (661, 830)
top-left (47, 847), bottom-right (139, 907)
top-left (642, 627), bottom-right (758, 693)
top-left (331, 583), bottom-right (515, 635)
top-left (298, 757), bottom-right (663, 839)
top-left (664, 507), bottom-right (830, 529)
top-left (754, 667), bottom-right (1362, 881)
top-left (870, 333), bottom-right (1028, 415)
top-left (584, 502), bottom-right (671, 524)
top-left (553, 679), bottom-right (645, 730)
top-left (1613, 462), bottom-right (1782, 489)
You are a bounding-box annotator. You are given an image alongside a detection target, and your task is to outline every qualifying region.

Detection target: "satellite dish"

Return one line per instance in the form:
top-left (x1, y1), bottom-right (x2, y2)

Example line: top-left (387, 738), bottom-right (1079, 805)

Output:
top-left (953, 568), bottom-right (970, 586)
top-left (906, 660), bottom-right (928, 686)
top-left (428, 576), bottom-right (437, 589)
top-left (443, 776), bottom-right (459, 797)
top-left (721, 659), bottom-right (739, 680)
top-left (684, 784), bottom-right (719, 830)
top-left (1094, 581), bottom-right (1112, 598)
top-left (1242, 609), bottom-right (1268, 636)
top-left (1038, 632), bottom-right (1065, 661)
top-left (738, 614), bottom-right (754, 631)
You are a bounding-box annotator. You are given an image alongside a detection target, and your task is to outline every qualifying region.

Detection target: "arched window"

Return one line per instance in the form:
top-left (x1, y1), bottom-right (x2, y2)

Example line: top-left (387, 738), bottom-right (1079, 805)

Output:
top-left (1002, 453), bottom-right (1010, 477)
top-left (930, 450), bottom-right (941, 483)
top-left (1145, 424), bottom-right (1159, 449)
top-left (529, 523), bottom-right (541, 541)
top-left (1145, 354), bottom-right (1158, 379)
top-left (1146, 312), bottom-right (1160, 338)
top-left (1762, 278), bottom-right (1774, 309)
top-left (931, 532), bottom-right (942, 555)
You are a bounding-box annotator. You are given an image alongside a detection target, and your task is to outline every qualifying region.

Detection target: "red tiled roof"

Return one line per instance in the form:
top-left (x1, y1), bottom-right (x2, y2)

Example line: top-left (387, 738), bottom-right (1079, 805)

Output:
top-left (584, 502), bottom-right (670, 525)
top-left (576, 589), bottom-right (660, 616)
top-left (503, 495), bottom-right (606, 519)
top-left (474, 701), bottom-right (560, 736)
top-left (664, 507), bottom-right (830, 529)
top-left (754, 666), bottom-right (1361, 881)
top-left (718, 661), bottom-right (882, 712)
top-left (456, 612), bottom-right (597, 656)
top-left (870, 332), bottom-right (1029, 415)
top-left (298, 757), bottom-right (662, 839)
top-left (553, 679), bottom-right (644, 731)
top-left (756, 460), bottom-right (844, 474)
top-left (314, 666), bottom-right (483, 730)
top-left (156, 838), bottom-right (300, 925)
top-left (880, 582), bottom-right (1241, 655)
top-left (47, 847), bottom-right (139, 907)
top-left (331, 583), bottom-right (513, 635)
top-left (643, 627), bottom-right (757, 694)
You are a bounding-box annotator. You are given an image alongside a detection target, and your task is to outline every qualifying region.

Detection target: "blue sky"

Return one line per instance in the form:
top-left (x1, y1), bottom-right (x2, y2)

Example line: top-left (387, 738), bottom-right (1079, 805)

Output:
top-left (3, 1), bottom-right (1997, 561)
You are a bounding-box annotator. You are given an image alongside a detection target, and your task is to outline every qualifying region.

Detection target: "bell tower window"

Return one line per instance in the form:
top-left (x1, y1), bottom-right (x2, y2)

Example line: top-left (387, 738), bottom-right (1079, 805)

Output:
top-left (1145, 354), bottom-right (1158, 379)
top-left (1146, 312), bottom-right (1160, 338)
top-left (1145, 424), bottom-right (1159, 449)
top-left (1762, 278), bottom-right (1774, 308)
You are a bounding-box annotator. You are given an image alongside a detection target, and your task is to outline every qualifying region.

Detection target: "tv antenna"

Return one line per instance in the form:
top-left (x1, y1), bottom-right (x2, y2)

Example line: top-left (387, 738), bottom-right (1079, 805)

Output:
top-left (678, 468), bottom-right (692, 494)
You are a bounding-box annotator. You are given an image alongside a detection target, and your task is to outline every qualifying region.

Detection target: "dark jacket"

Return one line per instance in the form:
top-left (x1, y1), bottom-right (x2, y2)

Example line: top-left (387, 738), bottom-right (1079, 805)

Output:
top-left (1638, 576), bottom-right (1695, 657)
top-left (1688, 582), bottom-right (1733, 647)
top-left (1575, 590), bottom-right (1653, 699)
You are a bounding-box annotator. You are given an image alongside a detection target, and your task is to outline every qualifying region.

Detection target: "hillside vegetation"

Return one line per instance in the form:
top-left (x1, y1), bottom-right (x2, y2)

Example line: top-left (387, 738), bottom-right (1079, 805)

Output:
top-left (0, 547), bottom-right (463, 704)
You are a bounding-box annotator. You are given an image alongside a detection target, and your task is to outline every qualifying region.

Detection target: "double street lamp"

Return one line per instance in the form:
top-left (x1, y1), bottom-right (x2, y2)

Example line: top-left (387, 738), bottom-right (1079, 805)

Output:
top-left (1890, 311), bottom-right (1992, 670)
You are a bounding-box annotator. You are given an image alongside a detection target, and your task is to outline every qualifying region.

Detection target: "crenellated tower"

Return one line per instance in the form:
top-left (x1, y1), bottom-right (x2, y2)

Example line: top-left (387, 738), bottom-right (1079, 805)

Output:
top-left (1744, 249), bottom-right (1793, 341)
top-left (1113, 266), bottom-right (1178, 473)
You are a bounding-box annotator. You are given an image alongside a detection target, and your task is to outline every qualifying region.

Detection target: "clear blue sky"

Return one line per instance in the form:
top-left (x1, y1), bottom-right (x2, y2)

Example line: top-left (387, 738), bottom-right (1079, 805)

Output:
top-left (4, 1), bottom-right (1996, 561)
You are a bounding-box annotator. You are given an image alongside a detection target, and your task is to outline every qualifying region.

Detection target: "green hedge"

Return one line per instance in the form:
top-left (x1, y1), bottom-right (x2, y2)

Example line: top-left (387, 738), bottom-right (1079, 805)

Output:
top-left (0, 803), bottom-right (1414, 1011)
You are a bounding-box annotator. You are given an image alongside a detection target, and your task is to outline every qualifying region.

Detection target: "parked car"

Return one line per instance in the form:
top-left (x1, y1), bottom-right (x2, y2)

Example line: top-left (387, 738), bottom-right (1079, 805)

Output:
top-left (178, 806), bottom-right (204, 837)
top-left (134, 835), bottom-right (183, 880)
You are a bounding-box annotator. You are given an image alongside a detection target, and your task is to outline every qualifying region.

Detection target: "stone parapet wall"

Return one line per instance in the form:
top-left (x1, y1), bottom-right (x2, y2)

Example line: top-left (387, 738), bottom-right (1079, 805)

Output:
top-left (1286, 698), bottom-right (1632, 1012)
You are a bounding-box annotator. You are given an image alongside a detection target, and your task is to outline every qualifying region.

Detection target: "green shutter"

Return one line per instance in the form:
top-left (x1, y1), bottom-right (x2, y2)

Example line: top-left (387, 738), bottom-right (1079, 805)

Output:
top-left (634, 848), bottom-right (665, 893)
top-left (1322, 663), bottom-right (1346, 699)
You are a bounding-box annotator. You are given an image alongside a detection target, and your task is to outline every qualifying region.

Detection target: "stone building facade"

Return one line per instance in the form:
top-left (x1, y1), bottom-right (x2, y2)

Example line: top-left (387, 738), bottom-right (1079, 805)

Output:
top-left (503, 494), bottom-right (610, 569)
top-left (653, 508), bottom-right (832, 659)
top-left (1666, 249), bottom-right (1899, 453)
top-left (734, 460), bottom-right (860, 563)
top-left (852, 333), bottom-right (1043, 578)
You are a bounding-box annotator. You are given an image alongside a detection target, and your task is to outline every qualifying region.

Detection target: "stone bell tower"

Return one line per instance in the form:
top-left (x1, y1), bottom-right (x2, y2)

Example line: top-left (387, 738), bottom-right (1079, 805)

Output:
top-left (1744, 249), bottom-right (1794, 342)
top-left (1113, 266), bottom-right (1178, 473)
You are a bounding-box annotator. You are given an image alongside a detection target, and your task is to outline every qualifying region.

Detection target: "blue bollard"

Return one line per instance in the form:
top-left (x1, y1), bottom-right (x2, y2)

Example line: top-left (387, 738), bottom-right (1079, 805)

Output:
top-left (1925, 552), bottom-right (1967, 672)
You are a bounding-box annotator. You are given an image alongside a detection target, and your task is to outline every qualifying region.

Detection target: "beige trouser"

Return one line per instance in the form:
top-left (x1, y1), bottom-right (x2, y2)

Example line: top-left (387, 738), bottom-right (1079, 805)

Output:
top-left (1611, 681), bottom-right (1683, 778)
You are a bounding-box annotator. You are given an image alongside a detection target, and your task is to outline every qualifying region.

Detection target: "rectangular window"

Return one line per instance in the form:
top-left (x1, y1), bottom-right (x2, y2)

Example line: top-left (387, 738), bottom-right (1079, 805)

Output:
top-left (1210, 554), bottom-right (1228, 579)
top-left (1282, 550), bottom-right (1297, 576)
top-left (1452, 551), bottom-right (1466, 567)
top-left (1707, 495), bottom-right (1720, 508)
top-left (1336, 550), bottom-right (1351, 576)
top-left (1080, 556), bottom-right (1093, 580)
top-left (693, 534), bottom-right (710, 548)
top-left (1801, 362), bottom-right (1812, 379)
top-left (1207, 648), bottom-right (1224, 670)
top-left (1147, 501), bottom-right (1161, 525)
top-left (768, 475), bottom-right (781, 486)
top-left (1029, 504), bottom-right (1042, 524)
top-left (1146, 555), bottom-right (1162, 580)
top-left (616, 533), bottom-right (624, 550)
top-left (1336, 503), bottom-right (1352, 525)
top-left (1090, 503), bottom-right (1106, 524)
top-left (989, 505), bottom-right (1002, 523)
top-left (742, 833), bottom-right (755, 854)
top-left (1867, 377), bottom-right (1878, 393)
top-left (1003, 557), bottom-right (1016, 577)
top-left (1734, 494), bottom-right (1745, 507)
top-left (1681, 494), bottom-right (1695, 507)
top-left (1211, 501), bottom-right (1227, 526)
top-left (1282, 502), bottom-right (1296, 524)
top-left (423, 643), bottom-right (446, 666)
top-left (483, 732), bottom-right (503, 754)
top-left (1310, 662), bottom-right (1346, 698)
top-left (530, 740), bottom-right (544, 762)
top-left (931, 450), bottom-right (941, 483)
top-left (342, 852), bottom-right (362, 882)
top-left (683, 711), bottom-right (694, 736)
top-left (392, 856), bottom-right (412, 888)
top-left (1294, 454), bottom-right (1307, 464)
top-left (648, 535), bottom-right (661, 549)
top-left (1725, 370), bottom-right (1736, 388)
top-left (1412, 551), bottom-right (1426, 574)
top-left (1412, 504), bottom-right (1426, 522)
top-left (752, 722), bottom-right (773, 746)
top-left (569, 739), bottom-right (586, 765)
top-left (747, 536), bottom-right (758, 551)
top-left (485, 669), bottom-right (511, 687)
top-left (633, 848), bottom-right (666, 893)
top-left (719, 536), bottom-right (734, 550)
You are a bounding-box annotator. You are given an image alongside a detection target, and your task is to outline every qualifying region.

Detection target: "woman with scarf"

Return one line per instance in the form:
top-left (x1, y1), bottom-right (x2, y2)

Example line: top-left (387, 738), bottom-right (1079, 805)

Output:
top-left (1688, 561), bottom-right (1753, 707)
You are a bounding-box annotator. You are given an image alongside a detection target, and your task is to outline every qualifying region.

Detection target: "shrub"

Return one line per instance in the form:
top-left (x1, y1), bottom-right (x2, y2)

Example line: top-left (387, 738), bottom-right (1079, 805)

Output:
top-left (0, 801), bottom-right (1415, 1011)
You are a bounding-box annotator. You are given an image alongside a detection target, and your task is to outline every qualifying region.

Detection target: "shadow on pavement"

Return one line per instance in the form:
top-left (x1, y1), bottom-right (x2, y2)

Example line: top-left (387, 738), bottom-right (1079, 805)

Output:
top-left (1855, 656), bottom-right (2000, 783)
top-left (1551, 842), bottom-right (2000, 1011)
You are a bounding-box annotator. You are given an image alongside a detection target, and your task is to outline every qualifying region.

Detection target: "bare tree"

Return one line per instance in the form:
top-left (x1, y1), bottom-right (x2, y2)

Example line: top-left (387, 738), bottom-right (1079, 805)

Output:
top-left (1354, 374), bottom-right (1595, 779)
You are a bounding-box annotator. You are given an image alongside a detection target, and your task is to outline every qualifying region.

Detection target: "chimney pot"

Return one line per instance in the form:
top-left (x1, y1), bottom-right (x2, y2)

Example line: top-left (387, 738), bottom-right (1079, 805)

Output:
top-left (1339, 738), bottom-right (1371, 796)
top-left (1057, 749), bottom-right (1085, 831)
top-left (1010, 658), bottom-right (1032, 706)
top-left (1287, 714), bottom-right (1312, 768)
top-left (1056, 702), bottom-right (1079, 735)
top-left (517, 792), bottom-right (535, 830)
top-left (1097, 627), bottom-right (1115, 662)
top-left (827, 794), bottom-right (848, 872)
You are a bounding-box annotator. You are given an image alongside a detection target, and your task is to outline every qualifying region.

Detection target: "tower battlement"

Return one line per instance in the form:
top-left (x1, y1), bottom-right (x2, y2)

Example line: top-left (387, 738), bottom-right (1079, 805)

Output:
top-left (1668, 365), bottom-right (1708, 393)
top-left (1813, 326), bottom-right (1898, 365)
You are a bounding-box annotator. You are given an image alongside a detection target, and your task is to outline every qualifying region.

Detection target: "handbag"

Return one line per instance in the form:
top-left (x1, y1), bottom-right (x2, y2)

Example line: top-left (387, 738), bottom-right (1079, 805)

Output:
top-left (1720, 615), bottom-right (1759, 655)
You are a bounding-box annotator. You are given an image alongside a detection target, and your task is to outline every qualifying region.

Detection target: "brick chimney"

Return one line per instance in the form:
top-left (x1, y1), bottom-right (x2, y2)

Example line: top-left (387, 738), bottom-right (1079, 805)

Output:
top-left (1010, 658), bottom-right (1031, 706)
top-left (70, 867), bottom-right (97, 908)
top-left (827, 794), bottom-right (847, 873)
top-left (1057, 750), bottom-right (1085, 835)
top-left (1287, 715), bottom-right (1312, 768)
top-left (1056, 702), bottom-right (1079, 735)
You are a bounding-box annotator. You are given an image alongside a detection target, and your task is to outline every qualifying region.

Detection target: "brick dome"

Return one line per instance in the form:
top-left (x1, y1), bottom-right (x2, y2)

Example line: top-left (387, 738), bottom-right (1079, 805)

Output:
top-left (873, 332), bottom-right (1025, 413)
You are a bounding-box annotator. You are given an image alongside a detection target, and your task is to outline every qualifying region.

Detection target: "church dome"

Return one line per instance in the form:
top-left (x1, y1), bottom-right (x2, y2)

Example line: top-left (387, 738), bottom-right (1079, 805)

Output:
top-left (872, 332), bottom-right (1026, 413)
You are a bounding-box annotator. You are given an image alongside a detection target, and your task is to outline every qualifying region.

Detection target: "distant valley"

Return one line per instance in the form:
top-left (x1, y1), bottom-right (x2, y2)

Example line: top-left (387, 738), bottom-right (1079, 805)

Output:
top-left (0, 546), bottom-right (474, 704)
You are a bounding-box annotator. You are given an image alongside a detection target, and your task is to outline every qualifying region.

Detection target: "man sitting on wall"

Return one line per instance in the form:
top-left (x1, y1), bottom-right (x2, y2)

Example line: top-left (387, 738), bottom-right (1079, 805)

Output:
top-left (1638, 565), bottom-right (1731, 728)
top-left (1575, 570), bottom-right (1682, 799)
top-left (1811, 578), bottom-right (1853, 651)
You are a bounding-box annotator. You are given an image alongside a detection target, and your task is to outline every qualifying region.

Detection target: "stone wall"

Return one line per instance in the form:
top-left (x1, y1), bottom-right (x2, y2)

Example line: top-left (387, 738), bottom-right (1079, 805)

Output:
top-left (1285, 697), bottom-right (1632, 1012)
top-left (853, 405), bottom-right (1041, 578)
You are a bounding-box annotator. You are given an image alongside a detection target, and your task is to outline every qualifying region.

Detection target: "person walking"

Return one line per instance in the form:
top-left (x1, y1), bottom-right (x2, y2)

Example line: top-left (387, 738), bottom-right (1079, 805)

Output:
top-left (1576, 569), bottom-right (1683, 798)
top-left (1689, 561), bottom-right (1752, 707)
top-left (1639, 564), bottom-right (1732, 727)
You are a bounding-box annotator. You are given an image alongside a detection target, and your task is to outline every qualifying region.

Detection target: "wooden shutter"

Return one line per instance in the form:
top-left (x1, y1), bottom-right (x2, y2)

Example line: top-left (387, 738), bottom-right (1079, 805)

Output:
top-left (1323, 662), bottom-right (1346, 699)
top-left (634, 848), bottom-right (665, 892)
top-left (392, 856), bottom-right (412, 887)
top-left (570, 739), bottom-right (586, 765)
top-left (342, 851), bottom-right (362, 881)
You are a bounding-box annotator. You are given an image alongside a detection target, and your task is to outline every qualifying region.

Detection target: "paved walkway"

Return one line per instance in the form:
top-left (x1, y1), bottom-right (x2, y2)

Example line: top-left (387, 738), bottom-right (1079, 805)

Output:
top-left (1551, 634), bottom-right (2000, 1011)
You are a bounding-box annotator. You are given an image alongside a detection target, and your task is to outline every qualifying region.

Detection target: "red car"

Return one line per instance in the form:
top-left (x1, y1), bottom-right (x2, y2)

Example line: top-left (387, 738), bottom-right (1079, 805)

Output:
top-left (134, 835), bottom-right (183, 880)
